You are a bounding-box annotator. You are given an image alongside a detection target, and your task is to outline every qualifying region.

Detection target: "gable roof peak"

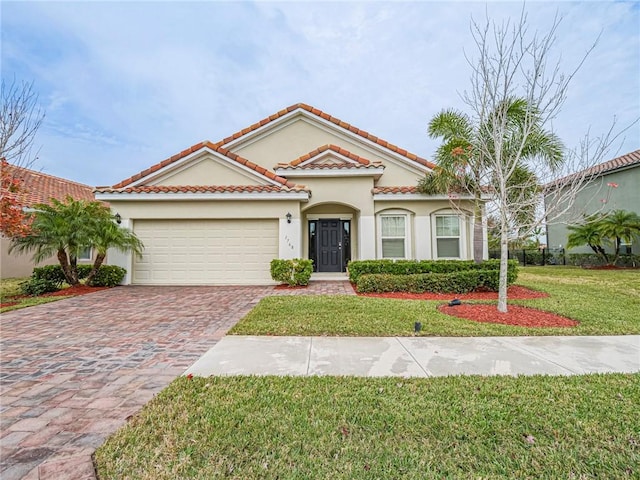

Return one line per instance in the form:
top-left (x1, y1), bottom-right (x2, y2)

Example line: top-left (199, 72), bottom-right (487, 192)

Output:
top-left (216, 103), bottom-right (436, 170)
top-left (111, 141), bottom-right (296, 190)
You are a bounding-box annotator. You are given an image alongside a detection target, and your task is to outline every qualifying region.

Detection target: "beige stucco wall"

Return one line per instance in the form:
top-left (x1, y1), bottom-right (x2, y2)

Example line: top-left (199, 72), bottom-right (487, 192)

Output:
top-left (298, 176), bottom-right (375, 215)
top-left (1, 237), bottom-right (95, 279)
top-left (149, 154), bottom-right (265, 187)
top-left (231, 117), bottom-right (427, 186)
top-left (108, 199), bottom-right (302, 222)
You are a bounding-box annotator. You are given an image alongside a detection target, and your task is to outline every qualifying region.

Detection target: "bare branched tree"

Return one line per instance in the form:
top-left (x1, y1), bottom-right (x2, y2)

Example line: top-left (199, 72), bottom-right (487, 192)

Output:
top-left (457, 9), bottom-right (626, 312)
top-left (1, 78), bottom-right (44, 168)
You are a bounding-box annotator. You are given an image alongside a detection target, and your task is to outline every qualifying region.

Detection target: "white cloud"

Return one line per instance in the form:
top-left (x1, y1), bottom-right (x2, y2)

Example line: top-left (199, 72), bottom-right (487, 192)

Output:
top-left (1, 1), bottom-right (638, 186)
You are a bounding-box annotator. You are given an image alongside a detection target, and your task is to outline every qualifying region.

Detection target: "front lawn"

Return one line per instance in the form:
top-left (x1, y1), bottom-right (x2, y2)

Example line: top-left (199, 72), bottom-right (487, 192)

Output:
top-left (0, 277), bottom-right (71, 313)
top-left (229, 266), bottom-right (640, 336)
top-left (94, 373), bottom-right (640, 479)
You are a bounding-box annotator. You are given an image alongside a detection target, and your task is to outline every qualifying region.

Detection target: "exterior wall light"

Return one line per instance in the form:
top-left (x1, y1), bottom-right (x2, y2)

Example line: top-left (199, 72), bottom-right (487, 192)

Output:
top-left (115, 213), bottom-right (122, 224)
top-left (286, 212), bottom-right (292, 224)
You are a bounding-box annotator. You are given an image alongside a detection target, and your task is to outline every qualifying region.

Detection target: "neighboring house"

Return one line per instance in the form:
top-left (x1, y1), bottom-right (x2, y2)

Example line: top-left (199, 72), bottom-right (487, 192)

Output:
top-left (0, 164), bottom-right (96, 279)
top-left (95, 103), bottom-right (486, 285)
top-left (545, 149), bottom-right (640, 255)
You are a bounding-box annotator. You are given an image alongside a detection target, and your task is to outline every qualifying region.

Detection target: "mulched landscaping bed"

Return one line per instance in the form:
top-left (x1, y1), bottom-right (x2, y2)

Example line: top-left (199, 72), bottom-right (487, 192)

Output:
top-left (438, 303), bottom-right (578, 328)
top-left (359, 286), bottom-right (577, 328)
top-left (42, 285), bottom-right (109, 297)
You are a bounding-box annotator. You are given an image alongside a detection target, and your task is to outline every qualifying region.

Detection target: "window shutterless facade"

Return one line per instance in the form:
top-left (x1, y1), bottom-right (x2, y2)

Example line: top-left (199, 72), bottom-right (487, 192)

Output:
top-left (435, 215), bottom-right (460, 258)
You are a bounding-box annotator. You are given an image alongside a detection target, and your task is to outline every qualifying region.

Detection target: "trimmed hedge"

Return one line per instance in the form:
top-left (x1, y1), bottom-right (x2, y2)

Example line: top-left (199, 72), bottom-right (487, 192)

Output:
top-left (348, 259), bottom-right (518, 283)
top-left (351, 259), bottom-right (518, 294)
top-left (270, 259), bottom-right (313, 287)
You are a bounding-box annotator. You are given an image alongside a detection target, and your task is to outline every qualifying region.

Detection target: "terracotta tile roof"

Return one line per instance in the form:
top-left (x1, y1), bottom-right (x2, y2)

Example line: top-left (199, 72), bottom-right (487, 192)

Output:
top-left (275, 144), bottom-right (384, 170)
top-left (217, 104), bottom-right (436, 170)
top-left (95, 184), bottom-right (309, 194)
top-left (545, 149), bottom-right (640, 189)
top-left (2, 162), bottom-right (95, 206)
top-left (371, 186), bottom-right (419, 194)
top-left (580, 149), bottom-right (640, 177)
top-left (110, 142), bottom-right (295, 189)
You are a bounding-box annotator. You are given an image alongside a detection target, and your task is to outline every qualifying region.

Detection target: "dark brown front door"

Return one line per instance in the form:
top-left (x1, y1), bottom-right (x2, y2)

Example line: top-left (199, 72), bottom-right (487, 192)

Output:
top-left (318, 219), bottom-right (342, 272)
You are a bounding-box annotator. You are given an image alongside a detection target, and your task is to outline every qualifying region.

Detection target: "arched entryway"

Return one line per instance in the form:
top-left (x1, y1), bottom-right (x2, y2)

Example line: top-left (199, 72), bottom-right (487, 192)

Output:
top-left (303, 203), bottom-right (359, 273)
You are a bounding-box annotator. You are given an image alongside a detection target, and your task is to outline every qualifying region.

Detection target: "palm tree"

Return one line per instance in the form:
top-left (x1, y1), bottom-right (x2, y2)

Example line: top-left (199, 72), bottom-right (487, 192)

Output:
top-left (419, 97), bottom-right (564, 263)
top-left (566, 214), bottom-right (609, 264)
top-left (599, 210), bottom-right (640, 265)
top-left (10, 196), bottom-right (143, 285)
top-left (86, 220), bottom-right (143, 285)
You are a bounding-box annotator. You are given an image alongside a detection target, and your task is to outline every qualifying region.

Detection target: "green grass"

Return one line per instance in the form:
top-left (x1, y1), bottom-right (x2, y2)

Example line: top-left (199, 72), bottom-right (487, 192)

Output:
top-left (94, 373), bottom-right (640, 479)
top-left (229, 266), bottom-right (640, 336)
top-left (0, 277), bottom-right (71, 313)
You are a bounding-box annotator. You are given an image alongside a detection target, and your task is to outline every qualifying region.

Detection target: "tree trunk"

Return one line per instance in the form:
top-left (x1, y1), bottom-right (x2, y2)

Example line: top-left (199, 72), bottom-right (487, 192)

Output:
top-left (57, 249), bottom-right (79, 285)
top-left (498, 230), bottom-right (509, 313)
top-left (85, 253), bottom-right (106, 286)
top-left (473, 205), bottom-right (484, 264)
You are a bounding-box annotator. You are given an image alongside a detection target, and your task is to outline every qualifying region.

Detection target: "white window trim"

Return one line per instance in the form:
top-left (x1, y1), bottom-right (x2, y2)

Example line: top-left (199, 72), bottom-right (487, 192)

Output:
top-left (377, 210), bottom-right (412, 259)
top-left (432, 212), bottom-right (466, 259)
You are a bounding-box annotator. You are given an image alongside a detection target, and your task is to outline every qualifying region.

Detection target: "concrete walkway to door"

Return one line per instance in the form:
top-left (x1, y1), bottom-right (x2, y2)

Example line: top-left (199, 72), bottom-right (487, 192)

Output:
top-left (0, 282), bottom-right (354, 480)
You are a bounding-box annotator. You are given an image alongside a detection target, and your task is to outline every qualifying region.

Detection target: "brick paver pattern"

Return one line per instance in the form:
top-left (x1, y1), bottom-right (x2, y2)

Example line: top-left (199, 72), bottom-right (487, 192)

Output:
top-left (0, 281), bottom-right (355, 479)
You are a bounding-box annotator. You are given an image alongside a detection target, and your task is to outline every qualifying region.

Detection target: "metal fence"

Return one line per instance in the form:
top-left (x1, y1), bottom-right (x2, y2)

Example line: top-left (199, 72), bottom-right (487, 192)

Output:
top-left (488, 248), bottom-right (566, 266)
top-left (488, 249), bottom-right (640, 267)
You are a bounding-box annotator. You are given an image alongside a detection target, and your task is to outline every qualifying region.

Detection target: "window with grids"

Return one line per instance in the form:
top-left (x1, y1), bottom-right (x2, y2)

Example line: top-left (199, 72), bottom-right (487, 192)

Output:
top-left (381, 215), bottom-right (406, 258)
top-left (435, 215), bottom-right (460, 258)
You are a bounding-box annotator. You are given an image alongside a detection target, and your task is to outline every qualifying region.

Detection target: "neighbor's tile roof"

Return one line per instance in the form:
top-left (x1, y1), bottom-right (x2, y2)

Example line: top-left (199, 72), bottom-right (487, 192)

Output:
top-left (275, 144), bottom-right (384, 170)
top-left (2, 162), bottom-right (95, 206)
top-left (110, 142), bottom-right (295, 189)
top-left (219, 104), bottom-right (436, 169)
top-left (110, 104), bottom-right (435, 189)
top-left (94, 184), bottom-right (309, 194)
top-left (581, 149), bottom-right (640, 176)
top-left (545, 148), bottom-right (640, 189)
top-left (371, 186), bottom-right (419, 194)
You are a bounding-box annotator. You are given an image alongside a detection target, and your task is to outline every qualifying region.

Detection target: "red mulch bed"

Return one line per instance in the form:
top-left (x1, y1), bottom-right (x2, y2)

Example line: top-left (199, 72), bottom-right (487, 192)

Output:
top-left (358, 285), bottom-right (548, 301)
top-left (359, 286), bottom-right (577, 328)
top-left (438, 303), bottom-right (578, 328)
top-left (42, 285), bottom-right (109, 297)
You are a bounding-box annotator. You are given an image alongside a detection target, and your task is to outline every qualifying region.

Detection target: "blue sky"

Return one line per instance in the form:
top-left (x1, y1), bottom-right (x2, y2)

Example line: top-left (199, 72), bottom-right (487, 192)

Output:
top-left (2, 1), bottom-right (638, 187)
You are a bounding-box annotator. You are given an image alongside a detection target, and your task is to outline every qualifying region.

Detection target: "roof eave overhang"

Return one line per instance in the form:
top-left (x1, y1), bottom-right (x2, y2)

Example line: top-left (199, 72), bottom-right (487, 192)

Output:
top-left (373, 193), bottom-right (484, 201)
top-left (94, 192), bottom-right (310, 202)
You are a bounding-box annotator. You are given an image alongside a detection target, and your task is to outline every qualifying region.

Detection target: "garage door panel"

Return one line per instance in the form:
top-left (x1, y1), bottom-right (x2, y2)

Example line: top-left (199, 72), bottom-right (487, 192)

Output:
top-left (133, 219), bottom-right (278, 285)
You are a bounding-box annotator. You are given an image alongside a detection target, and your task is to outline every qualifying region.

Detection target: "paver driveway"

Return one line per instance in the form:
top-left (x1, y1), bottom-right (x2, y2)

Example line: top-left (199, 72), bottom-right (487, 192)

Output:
top-left (0, 282), bottom-right (355, 479)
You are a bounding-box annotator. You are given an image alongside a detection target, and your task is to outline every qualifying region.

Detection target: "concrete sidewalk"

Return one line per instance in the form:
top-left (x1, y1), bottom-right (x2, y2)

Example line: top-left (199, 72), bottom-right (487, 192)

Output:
top-left (185, 335), bottom-right (640, 378)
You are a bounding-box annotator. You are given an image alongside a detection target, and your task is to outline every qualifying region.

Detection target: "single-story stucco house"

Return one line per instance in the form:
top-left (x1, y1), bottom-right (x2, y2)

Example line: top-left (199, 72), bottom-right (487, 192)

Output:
top-left (1, 164), bottom-right (97, 279)
top-left (95, 104), bottom-right (486, 285)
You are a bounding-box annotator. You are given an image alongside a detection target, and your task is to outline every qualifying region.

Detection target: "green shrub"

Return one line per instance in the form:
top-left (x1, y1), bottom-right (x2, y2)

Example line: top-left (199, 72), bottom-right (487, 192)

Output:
top-left (32, 264), bottom-right (93, 285)
top-left (31, 265), bottom-right (66, 287)
top-left (270, 259), bottom-right (313, 286)
top-left (356, 264), bottom-right (518, 294)
top-left (348, 259), bottom-right (518, 283)
top-left (20, 278), bottom-right (60, 296)
top-left (88, 265), bottom-right (127, 287)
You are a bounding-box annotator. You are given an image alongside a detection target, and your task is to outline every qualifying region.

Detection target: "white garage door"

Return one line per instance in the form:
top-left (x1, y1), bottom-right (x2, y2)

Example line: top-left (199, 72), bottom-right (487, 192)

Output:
top-left (133, 219), bottom-right (278, 285)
